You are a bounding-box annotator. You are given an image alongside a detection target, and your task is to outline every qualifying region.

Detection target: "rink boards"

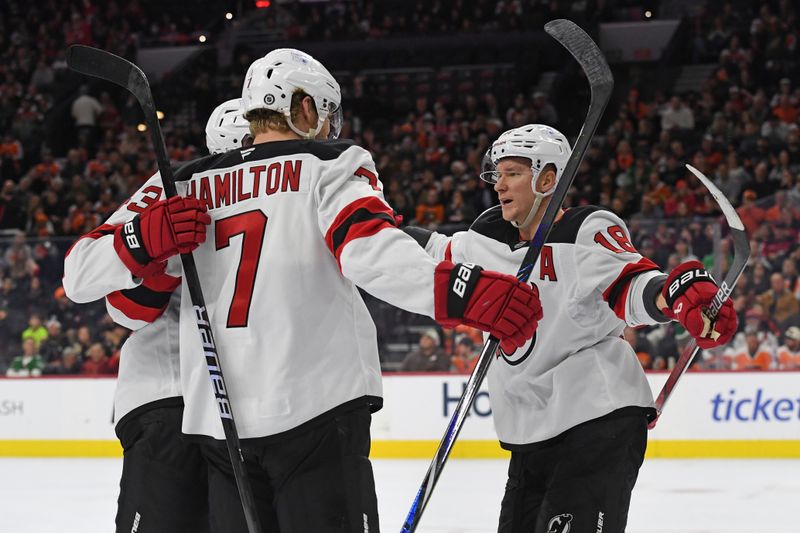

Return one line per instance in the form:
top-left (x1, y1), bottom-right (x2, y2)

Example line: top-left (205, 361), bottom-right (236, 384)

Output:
top-left (0, 372), bottom-right (798, 458)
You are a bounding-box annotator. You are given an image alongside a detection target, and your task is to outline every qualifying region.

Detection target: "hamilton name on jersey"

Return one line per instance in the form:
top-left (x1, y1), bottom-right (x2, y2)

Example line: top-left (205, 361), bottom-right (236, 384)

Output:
top-left (185, 159), bottom-right (304, 210)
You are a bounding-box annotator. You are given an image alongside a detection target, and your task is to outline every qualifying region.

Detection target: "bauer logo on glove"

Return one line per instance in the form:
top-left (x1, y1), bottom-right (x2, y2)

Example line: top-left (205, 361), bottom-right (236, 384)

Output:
top-left (660, 260), bottom-right (738, 349)
top-left (451, 263), bottom-right (478, 299)
top-left (666, 267), bottom-right (712, 303)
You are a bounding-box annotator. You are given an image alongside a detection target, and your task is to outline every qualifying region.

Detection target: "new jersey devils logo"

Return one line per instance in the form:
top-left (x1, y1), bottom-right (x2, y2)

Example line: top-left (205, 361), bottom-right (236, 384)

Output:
top-left (497, 331), bottom-right (537, 366)
top-left (547, 513), bottom-right (573, 533)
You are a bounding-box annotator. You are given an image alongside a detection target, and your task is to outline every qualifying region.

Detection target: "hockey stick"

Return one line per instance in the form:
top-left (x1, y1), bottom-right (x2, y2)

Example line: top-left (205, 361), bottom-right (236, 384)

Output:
top-left (651, 164), bottom-right (749, 423)
top-left (66, 45), bottom-right (263, 533)
top-left (400, 19), bottom-right (613, 533)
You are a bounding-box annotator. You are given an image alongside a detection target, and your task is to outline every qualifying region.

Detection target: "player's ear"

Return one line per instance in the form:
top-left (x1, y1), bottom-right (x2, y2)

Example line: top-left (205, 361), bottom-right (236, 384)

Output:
top-left (537, 167), bottom-right (557, 194)
top-left (301, 96), bottom-right (318, 125)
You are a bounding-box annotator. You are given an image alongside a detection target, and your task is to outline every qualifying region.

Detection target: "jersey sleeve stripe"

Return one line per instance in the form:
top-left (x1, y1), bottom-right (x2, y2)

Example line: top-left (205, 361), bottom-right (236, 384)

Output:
top-left (602, 257), bottom-right (660, 321)
top-left (64, 223), bottom-right (117, 259)
top-left (106, 272), bottom-right (177, 323)
top-left (325, 196), bottom-right (397, 268)
top-left (141, 272), bottom-right (181, 292)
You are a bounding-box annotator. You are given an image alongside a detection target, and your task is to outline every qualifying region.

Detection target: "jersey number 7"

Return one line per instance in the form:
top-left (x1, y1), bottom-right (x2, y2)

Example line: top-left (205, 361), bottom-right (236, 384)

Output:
top-left (215, 210), bottom-right (267, 327)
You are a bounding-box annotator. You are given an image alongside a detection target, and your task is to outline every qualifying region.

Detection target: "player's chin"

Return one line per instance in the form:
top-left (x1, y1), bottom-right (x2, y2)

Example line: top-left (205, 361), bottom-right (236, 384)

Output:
top-left (500, 203), bottom-right (517, 222)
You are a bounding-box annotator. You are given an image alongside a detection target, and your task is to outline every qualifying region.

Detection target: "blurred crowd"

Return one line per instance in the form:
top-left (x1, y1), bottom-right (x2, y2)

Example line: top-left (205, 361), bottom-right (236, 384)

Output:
top-left (0, 1), bottom-right (798, 377)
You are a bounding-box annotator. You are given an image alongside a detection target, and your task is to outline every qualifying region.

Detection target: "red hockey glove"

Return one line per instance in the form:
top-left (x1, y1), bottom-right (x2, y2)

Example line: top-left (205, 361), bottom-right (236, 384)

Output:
top-left (660, 260), bottom-right (737, 349)
top-left (499, 283), bottom-right (541, 354)
top-left (434, 261), bottom-right (542, 351)
top-left (114, 196), bottom-right (211, 278)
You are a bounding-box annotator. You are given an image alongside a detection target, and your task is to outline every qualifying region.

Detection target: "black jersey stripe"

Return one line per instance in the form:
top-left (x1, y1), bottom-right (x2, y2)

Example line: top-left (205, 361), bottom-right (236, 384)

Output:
top-left (174, 139), bottom-right (357, 181)
top-left (469, 205), bottom-right (608, 250)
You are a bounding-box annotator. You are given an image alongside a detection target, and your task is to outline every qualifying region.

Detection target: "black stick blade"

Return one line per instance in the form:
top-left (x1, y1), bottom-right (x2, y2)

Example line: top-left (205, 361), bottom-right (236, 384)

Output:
top-left (66, 45), bottom-right (152, 109)
top-left (544, 19), bottom-right (613, 90)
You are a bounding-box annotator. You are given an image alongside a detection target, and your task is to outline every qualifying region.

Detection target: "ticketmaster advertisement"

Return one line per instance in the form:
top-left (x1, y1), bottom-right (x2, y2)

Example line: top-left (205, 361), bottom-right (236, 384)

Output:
top-left (0, 373), bottom-right (798, 457)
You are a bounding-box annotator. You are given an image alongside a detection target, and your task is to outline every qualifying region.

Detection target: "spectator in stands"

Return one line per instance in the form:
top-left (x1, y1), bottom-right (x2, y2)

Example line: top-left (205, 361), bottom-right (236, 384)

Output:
top-left (660, 96), bottom-right (695, 131)
top-left (713, 162), bottom-right (743, 202)
top-left (782, 258), bottom-right (800, 301)
top-left (400, 328), bottom-right (449, 372)
top-left (772, 94), bottom-right (798, 125)
top-left (21, 313), bottom-right (48, 349)
top-left (6, 338), bottom-right (43, 377)
top-left (777, 326), bottom-right (800, 370)
top-left (39, 318), bottom-right (65, 365)
top-left (727, 327), bottom-right (774, 371)
top-left (788, 173), bottom-right (800, 206)
top-left (43, 345), bottom-right (82, 375)
top-left (75, 325), bottom-right (93, 357)
top-left (759, 272), bottom-right (800, 326)
top-left (624, 326), bottom-right (657, 370)
top-left (443, 189), bottom-right (475, 229)
top-left (450, 335), bottom-right (478, 374)
top-left (737, 190), bottom-right (766, 236)
top-left (743, 162), bottom-right (779, 199)
top-left (71, 85), bottom-right (103, 147)
top-left (415, 188), bottom-right (445, 229)
top-left (4, 232), bottom-right (38, 281)
top-left (80, 342), bottom-right (114, 375)
top-left (50, 286), bottom-right (83, 332)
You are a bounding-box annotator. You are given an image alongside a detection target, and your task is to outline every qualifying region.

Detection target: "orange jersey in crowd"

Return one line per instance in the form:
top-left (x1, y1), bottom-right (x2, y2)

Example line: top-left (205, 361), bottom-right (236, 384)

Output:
top-left (726, 344), bottom-right (775, 370)
top-left (777, 345), bottom-right (800, 370)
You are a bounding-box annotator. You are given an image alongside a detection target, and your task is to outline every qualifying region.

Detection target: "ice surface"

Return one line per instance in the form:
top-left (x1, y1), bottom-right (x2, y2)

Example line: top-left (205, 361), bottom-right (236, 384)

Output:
top-left (0, 457), bottom-right (796, 532)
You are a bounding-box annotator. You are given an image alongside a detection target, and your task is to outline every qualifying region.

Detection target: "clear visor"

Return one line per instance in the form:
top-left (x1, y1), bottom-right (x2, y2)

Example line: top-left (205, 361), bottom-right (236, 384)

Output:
top-left (327, 105), bottom-right (343, 140)
top-left (479, 148), bottom-right (499, 183)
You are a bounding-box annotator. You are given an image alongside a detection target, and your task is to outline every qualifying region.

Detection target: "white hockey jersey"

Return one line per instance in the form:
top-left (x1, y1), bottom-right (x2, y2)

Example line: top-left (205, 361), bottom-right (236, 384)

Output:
top-left (63, 173), bottom-right (183, 425)
top-left (171, 139), bottom-right (440, 440)
top-left (423, 205), bottom-right (665, 447)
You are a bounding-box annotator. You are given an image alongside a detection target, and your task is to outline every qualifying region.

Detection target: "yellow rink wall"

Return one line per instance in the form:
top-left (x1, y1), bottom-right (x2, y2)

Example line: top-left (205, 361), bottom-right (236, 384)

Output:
top-left (1, 373), bottom-right (799, 458)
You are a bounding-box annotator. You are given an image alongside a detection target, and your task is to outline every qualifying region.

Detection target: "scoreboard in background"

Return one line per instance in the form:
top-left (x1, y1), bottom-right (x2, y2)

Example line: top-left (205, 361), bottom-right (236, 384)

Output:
top-left (0, 373), bottom-right (798, 458)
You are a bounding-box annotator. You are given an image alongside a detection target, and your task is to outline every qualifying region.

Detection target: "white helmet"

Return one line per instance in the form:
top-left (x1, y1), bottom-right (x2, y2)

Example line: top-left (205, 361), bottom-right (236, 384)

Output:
top-left (242, 48), bottom-right (342, 140)
top-left (205, 98), bottom-right (251, 155)
top-left (480, 124), bottom-right (572, 228)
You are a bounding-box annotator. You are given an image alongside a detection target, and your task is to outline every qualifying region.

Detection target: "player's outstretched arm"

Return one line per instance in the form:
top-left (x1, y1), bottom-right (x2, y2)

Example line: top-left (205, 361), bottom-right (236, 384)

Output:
top-left (317, 145), bottom-right (539, 350)
top-left (402, 226), bottom-right (454, 261)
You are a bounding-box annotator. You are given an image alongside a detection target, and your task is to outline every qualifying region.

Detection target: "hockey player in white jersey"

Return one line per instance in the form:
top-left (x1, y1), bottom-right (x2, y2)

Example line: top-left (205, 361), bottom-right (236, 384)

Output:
top-left (405, 124), bottom-right (739, 533)
top-left (62, 98), bottom-right (250, 533)
top-left (148, 49), bottom-right (540, 533)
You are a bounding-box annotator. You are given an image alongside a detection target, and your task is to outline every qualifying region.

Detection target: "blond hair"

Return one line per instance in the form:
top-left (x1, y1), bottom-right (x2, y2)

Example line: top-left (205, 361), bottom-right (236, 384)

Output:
top-left (244, 90), bottom-right (317, 136)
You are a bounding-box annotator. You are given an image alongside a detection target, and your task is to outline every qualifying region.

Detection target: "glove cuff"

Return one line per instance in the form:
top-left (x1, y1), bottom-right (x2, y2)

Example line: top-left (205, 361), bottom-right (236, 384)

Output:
top-left (113, 221), bottom-right (164, 279)
top-left (663, 261), bottom-right (712, 308)
top-left (434, 261), bottom-right (483, 322)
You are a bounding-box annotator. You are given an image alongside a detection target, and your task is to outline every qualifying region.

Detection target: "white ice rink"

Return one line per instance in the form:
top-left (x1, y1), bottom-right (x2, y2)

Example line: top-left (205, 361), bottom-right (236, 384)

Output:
top-left (1, 457), bottom-right (797, 532)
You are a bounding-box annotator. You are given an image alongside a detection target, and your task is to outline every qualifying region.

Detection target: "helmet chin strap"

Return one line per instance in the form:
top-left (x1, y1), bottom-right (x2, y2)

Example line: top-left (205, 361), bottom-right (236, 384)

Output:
top-left (511, 165), bottom-right (557, 231)
top-left (511, 191), bottom-right (545, 229)
top-left (285, 111), bottom-right (325, 140)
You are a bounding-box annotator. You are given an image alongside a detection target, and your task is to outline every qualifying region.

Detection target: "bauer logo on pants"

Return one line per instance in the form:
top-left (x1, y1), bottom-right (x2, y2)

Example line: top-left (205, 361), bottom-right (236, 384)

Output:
top-left (547, 513), bottom-right (572, 533)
